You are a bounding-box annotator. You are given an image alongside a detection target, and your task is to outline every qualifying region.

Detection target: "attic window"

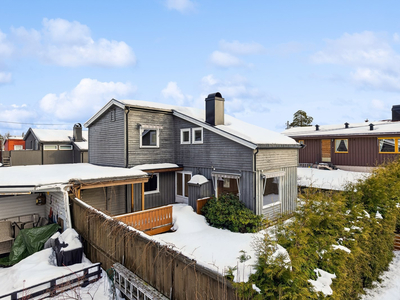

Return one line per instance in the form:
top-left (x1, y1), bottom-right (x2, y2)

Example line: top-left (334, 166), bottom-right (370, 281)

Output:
top-left (111, 108), bottom-right (116, 122)
top-left (140, 126), bottom-right (159, 148)
top-left (335, 139), bottom-right (348, 153)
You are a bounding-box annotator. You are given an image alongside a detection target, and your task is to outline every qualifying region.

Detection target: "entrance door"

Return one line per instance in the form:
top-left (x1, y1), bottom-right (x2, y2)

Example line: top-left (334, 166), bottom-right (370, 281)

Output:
top-left (321, 139), bottom-right (331, 162)
top-left (176, 171), bottom-right (192, 203)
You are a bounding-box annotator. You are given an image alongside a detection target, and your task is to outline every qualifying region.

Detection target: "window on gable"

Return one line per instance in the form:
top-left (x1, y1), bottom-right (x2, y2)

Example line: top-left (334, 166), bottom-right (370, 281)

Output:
top-left (379, 138), bottom-right (400, 153)
top-left (335, 139), bottom-right (348, 153)
top-left (180, 128), bottom-right (191, 144)
top-left (140, 126), bottom-right (159, 148)
top-left (111, 108), bottom-right (116, 122)
top-left (144, 173), bottom-right (159, 194)
top-left (192, 127), bottom-right (203, 144)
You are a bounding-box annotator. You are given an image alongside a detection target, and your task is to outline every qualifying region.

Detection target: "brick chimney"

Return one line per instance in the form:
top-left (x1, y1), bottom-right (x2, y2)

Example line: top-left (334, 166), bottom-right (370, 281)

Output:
top-left (205, 92), bottom-right (225, 126)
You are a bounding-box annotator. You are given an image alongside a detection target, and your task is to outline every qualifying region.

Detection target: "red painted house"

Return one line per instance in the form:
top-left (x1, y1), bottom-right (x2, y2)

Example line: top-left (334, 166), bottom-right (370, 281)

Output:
top-left (3, 136), bottom-right (25, 151)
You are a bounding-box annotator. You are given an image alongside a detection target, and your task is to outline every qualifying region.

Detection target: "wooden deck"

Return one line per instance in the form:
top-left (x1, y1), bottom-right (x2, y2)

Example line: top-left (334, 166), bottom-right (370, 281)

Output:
top-left (394, 233), bottom-right (400, 251)
top-left (115, 205), bottom-right (173, 236)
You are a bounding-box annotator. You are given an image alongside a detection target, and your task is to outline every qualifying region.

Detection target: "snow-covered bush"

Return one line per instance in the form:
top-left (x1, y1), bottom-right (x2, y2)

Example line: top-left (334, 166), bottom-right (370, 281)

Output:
top-left (243, 159), bottom-right (400, 299)
top-left (201, 194), bottom-right (263, 233)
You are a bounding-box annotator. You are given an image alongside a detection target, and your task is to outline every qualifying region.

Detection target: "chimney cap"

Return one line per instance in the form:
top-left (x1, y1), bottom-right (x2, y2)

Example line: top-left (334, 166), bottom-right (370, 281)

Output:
top-left (206, 92), bottom-right (222, 99)
top-left (74, 123), bottom-right (82, 128)
top-left (344, 122), bottom-right (349, 128)
top-left (315, 124), bottom-right (320, 131)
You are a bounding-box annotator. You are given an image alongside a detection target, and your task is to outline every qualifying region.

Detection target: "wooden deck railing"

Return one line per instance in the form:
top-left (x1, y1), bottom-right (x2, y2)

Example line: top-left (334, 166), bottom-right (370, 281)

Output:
top-left (115, 205), bottom-right (173, 236)
top-left (197, 197), bottom-right (211, 215)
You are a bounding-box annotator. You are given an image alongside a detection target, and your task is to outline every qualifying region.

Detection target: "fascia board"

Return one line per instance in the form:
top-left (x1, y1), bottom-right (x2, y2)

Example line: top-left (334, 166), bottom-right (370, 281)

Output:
top-left (84, 99), bottom-right (125, 128)
top-left (173, 111), bottom-right (257, 150)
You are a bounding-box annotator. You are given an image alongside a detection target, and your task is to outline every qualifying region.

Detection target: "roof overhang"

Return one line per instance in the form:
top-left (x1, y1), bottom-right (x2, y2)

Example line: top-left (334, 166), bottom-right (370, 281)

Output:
top-left (70, 175), bottom-right (149, 190)
top-left (84, 99), bottom-right (126, 128)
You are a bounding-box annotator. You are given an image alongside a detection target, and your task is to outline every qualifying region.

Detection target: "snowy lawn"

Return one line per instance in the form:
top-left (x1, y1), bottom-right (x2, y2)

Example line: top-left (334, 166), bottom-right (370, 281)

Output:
top-left (361, 251), bottom-right (400, 300)
top-left (0, 247), bottom-right (114, 299)
top-left (152, 204), bottom-right (266, 282)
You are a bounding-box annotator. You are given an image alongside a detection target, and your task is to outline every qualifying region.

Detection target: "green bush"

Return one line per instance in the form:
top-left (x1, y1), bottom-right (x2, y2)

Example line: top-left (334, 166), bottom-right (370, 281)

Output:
top-left (201, 193), bottom-right (263, 233)
top-left (247, 159), bottom-right (400, 299)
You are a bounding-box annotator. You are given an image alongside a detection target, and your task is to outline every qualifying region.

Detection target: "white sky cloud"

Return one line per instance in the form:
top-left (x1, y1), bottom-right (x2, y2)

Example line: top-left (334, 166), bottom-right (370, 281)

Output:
top-left (219, 40), bottom-right (265, 55)
top-left (7, 18), bottom-right (136, 67)
top-left (311, 31), bottom-right (400, 91)
top-left (161, 81), bottom-right (192, 105)
top-left (39, 78), bottom-right (136, 121)
top-left (0, 72), bottom-right (11, 84)
top-left (165, 0), bottom-right (195, 13)
top-left (209, 51), bottom-right (246, 68)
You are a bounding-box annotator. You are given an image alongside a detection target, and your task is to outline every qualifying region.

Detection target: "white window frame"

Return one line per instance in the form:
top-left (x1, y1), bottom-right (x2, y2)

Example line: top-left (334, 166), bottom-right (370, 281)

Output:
top-left (144, 173), bottom-right (159, 195)
top-left (180, 128), bottom-right (191, 144)
top-left (43, 145), bottom-right (58, 151)
top-left (262, 173), bottom-right (283, 209)
top-left (59, 145), bottom-right (73, 150)
top-left (140, 126), bottom-right (160, 148)
top-left (192, 127), bottom-right (203, 144)
top-left (13, 145), bottom-right (23, 150)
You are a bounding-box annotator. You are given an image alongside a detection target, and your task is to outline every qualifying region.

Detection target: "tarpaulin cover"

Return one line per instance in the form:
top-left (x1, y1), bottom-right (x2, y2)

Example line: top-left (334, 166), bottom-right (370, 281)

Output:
top-left (0, 223), bottom-right (60, 266)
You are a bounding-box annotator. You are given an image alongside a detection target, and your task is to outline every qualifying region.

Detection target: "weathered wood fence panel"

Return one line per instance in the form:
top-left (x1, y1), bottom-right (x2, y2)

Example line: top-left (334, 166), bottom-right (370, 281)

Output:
top-left (196, 197), bottom-right (210, 215)
top-left (70, 198), bottom-right (237, 300)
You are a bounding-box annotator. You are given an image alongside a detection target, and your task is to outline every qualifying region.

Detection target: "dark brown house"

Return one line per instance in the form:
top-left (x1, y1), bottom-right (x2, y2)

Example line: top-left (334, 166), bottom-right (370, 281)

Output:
top-left (283, 105), bottom-right (400, 172)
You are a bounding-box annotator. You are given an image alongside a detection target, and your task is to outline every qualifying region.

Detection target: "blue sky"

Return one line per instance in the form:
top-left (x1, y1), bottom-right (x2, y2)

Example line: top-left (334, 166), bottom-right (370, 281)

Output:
top-left (1, 0), bottom-right (400, 135)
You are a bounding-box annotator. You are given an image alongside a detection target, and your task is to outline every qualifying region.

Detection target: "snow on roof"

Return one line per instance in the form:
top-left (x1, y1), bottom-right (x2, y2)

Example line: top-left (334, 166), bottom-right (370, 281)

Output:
top-left (85, 99), bottom-right (296, 147)
top-left (0, 163), bottom-right (147, 188)
top-left (6, 136), bottom-right (24, 140)
top-left (27, 128), bottom-right (88, 142)
top-left (119, 99), bottom-right (297, 146)
top-left (72, 141), bottom-right (88, 150)
top-left (132, 163), bottom-right (180, 170)
top-left (188, 174), bottom-right (208, 185)
top-left (297, 167), bottom-right (369, 191)
top-left (283, 120), bottom-right (400, 137)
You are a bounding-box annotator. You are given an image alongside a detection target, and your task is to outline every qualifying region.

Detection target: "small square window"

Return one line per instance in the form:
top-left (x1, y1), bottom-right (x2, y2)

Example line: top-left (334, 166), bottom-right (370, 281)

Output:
top-left (335, 139), bottom-right (348, 153)
top-left (144, 173), bottom-right (159, 194)
top-left (140, 127), bottom-right (159, 148)
top-left (180, 128), bottom-right (191, 144)
top-left (192, 127), bottom-right (203, 144)
top-left (298, 140), bottom-right (304, 145)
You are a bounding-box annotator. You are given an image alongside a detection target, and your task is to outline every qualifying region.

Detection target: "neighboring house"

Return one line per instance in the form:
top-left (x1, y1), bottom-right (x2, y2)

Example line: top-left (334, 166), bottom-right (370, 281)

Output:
top-left (283, 105), bottom-right (400, 172)
top-left (3, 136), bottom-right (25, 151)
top-left (84, 93), bottom-right (300, 219)
top-left (1, 124), bottom-right (89, 166)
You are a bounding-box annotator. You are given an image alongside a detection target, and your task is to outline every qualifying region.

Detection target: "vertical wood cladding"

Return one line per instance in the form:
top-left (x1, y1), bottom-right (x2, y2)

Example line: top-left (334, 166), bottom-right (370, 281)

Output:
top-left (127, 109), bottom-right (175, 166)
top-left (174, 118), bottom-right (253, 171)
top-left (298, 136), bottom-right (400, 166)
top-left (88, 106), bottom-right (125, 167)
top-left (81, 185), bottom-right (127, 215)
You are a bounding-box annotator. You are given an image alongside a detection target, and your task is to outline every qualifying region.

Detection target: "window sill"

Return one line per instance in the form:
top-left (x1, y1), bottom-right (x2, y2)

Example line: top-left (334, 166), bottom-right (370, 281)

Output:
top-left (144, 191), bottom-right (160, 195)
top-left (263, 201), bottom-right (281, 209)
top-left (140, 146), bottom-right (160, 149)
top-left (192, 141), bottom-right (203, 144)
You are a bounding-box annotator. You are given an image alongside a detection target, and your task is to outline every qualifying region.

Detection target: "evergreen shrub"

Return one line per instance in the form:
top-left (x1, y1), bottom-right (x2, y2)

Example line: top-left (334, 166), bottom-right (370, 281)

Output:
top-left (244, 160), bottom-right (400, 299)
top-left (201, 193), bottom-right (263, 233)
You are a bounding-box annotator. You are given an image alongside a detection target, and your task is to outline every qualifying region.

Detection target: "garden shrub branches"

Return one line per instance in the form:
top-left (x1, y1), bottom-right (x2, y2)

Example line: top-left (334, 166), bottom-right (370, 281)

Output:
top-left (243, 160), bottom-right (400, 299)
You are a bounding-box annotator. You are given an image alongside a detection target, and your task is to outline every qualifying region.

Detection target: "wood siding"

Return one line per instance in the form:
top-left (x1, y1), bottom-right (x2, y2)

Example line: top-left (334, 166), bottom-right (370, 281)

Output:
top-left (298, 136), bottom-right (400, 167)
top-left (89, 106), bottom-right (125, 167)
top-left (127, 109), bottom-right (175, 166)
top-left (188, 181), bottom-right (212, 210)
top-left (0, 194), bottom-right (46, 220)
top-left (81, 185), bottom-right (127, 215)
top-left (256, 149), bottom-right (298, 170)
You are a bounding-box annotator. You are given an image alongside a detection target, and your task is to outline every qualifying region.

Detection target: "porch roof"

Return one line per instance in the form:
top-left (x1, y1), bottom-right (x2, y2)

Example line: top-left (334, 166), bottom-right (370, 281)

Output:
top-left (132, 163), bottom-right (183, 173)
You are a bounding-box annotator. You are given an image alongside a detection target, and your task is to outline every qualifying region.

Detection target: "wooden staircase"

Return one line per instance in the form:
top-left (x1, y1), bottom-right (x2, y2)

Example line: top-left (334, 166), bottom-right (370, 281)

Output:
top-left (1, 156), bottom-right (11, 167)
top-left (394, 233), bottom-right (400, 251)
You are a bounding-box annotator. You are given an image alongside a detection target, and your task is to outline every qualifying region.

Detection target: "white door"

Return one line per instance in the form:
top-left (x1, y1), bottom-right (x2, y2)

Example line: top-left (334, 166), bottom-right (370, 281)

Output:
top-left (176, 171), bottom-right (192, 204)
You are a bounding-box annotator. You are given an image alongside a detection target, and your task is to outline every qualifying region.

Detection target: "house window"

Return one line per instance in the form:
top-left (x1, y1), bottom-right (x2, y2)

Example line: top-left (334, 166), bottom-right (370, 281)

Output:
top-left (379, 138), bottom-right (400, 153)
top-left (192, 127), bottom-right (203, 144)
top-left (223, 178), bottom-right (230, 188)
top-left (111, 108), bottom-right (116, 122)
top-left (180, 128), bottom-right (191, 144)
top-left (298, 140), bottom-right (304, 145)
top-left (140, 127), bottom-right (159, 148)
top-left (263, 177), bottom-right (280, 207)
top-left (13, 145), bottom-right (23, 150)
top-left (43, 145), bottom-right (58, 150)
top-left (144, 173), bottom-right (159, 194)
top-left (335, 139), bottom-right (348, 153)
top-left (59, 145), bottom-right (73, 150)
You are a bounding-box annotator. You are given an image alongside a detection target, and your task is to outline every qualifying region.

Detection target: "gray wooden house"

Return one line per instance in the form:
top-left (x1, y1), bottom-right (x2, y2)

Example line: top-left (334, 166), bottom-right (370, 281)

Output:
top-left (84, 93), bottom-right (300, 219)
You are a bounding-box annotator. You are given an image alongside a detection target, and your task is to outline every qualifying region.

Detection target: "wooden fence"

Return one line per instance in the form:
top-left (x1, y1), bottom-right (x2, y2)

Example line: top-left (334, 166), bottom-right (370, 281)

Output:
top-left (196, 197), bottom-right (210, 215)
top-left (115, 205), bottom-right (173, 236)
top-left (70, 198), bottom-right (237, 300)
top-left (395, 233), bottom-right (400, 251)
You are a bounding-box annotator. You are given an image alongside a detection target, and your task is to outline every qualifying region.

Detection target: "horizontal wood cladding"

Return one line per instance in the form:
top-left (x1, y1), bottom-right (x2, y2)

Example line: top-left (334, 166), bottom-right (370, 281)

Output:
top-left (127, 109), bottom-right (175, 166)
top-left (299, 137), bottom-right (400, 167)
top-left (88, 106), bottom-right (125, 167)
top-left (256, 149), bottom-right (298, 170)
top-left (0, 194), bottom-right (46, 220)
top-left (175, 118), bottom-right (253, 171)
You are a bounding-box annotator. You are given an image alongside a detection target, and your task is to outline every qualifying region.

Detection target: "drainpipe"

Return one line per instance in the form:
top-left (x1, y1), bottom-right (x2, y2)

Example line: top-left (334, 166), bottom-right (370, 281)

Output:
top-left (41, 143), bottom-right (44, 165)
top-left (125, 108), bottom-right (130, 168)
top-left (253, 148), bottom-right (259, 214)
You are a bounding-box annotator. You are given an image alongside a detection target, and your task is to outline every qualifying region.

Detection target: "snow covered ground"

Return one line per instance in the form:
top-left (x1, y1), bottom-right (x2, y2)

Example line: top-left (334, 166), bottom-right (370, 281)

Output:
top-left (360, 251), bottom-right (400, 300)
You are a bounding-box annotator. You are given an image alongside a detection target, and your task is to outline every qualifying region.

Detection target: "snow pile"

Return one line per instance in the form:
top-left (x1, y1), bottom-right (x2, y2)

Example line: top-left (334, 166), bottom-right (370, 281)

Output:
top-left (376, 211), bottom-right (383, 219)
top-left (269, 244), bottom-right (291, 269)
top-left (58, 228), bottom-right (82, 251)
top-left (308, 268), bottom-right (337, 296)
top-left (0, 248), bottom-right (113, 299)
top-left (152, 204), bottom-right (265, 282)
top-left (297, 168), bottom-right (369, 191)
top-left (132, 163), bottom-right (179, 170)
top-left (188, 174), bottom-right (208, 185)
top-left (332, 244), bottom-right (351, 254)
